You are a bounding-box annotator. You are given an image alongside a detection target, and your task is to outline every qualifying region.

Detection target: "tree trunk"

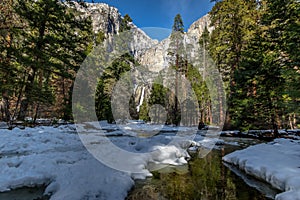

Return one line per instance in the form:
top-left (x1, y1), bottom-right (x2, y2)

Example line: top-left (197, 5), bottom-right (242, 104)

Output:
top-left (208, 102), bottom-right (213, 124)
top-left (293, 113), bottom-right (297, 129)
top-left (175, 54), bottom-right (179, 126)
top-left (268, 96), bottom-right (279, 138)
top-left (18, 70), bottom-right (36, 120)
top-left (33, 103), bottom-right (40, 124)
top-left (1, 92), bottom-right (10, 123)
top-left (223, 110), bottom-right (231, 130)
top-left (218, 83), bottom-right (225, 126)
top-left (289, 114), bottom-right (294, 130)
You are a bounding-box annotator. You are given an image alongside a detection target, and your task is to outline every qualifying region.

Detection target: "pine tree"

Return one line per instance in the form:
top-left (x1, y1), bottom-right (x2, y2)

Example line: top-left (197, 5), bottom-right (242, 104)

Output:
top-left (198, 26), bottom-right (213, 124)
top-left (119, 14), bottom-right (132, 32)
top-left (0, 0), bottom-right (19, 123)
top-left (12, 0), bottom-right (92, 121)
top-left (139, 100), bottom-right (150, 122)
top-left (172, 14), bottom-right (184, 33)
top-left (258, 0), bottom-right (299, 132)
top-left (167, 14), bottom-right (185, 126)
top-left (279, 0), bottom-right (300, 129)
top-left (185, 63), bottom-right (206, 125)
top-left (148, 82), bottom-right (167, 124)
top-left (95, 53), bottom-right (135, 123)
top-left (209, 0), bottom-right (299, 131)
top-left (209, 0), bottom-right (260, 129)
top-left (232, 0), bottom-right (300, 131)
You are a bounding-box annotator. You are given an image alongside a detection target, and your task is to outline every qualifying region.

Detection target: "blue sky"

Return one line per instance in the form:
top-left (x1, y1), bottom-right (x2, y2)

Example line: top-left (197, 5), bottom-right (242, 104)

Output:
top-left (87, 0), bottom-right (215, 40)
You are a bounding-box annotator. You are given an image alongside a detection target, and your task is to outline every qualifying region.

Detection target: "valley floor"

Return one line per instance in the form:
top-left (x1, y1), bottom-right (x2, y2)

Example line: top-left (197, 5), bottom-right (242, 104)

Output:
top-left (0, 122), bottom-right (220, 199)
top-left (0, 121), bottom-right (299, 200)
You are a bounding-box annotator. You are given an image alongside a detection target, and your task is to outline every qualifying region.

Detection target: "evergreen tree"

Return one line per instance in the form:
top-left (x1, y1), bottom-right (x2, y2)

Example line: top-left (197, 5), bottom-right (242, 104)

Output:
top-left (209, 0), bottom-right (299, 131)
top-left (0, 0), bottom-right (20, 122)
top-left (167, 14), bottom-right (185, 125)
top-left (119, 14), bottom-right (132, 32)
top-left (95, 53), bottom-right (135, 123)
top-left (139, 100), bottom-right (150, 122)
top-left (129, 95), bottom-right (139, 120)
top-left (209, 0), bottom-right (260, 129)
top-left (172, 14), bottom-right (184, 33)
top-left (148, 82), bottom-right (168, 124)
top-left (12, 0), bottom-right (92, 121)
top-left (235, 0), bottom-right (299, 131)
top-left (258, 0), bottom-right (299, 131)
top-left (198, 26), bottom-right (214, 124)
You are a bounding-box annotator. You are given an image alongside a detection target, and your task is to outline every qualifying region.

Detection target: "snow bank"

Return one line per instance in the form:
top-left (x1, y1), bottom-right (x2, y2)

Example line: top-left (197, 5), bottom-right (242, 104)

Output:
top-left (0, 126), bottom-right (134, 199)
top-left (0, 123), bottom-right (203, 199)
top-left (150, 145), bottom-right (190, 165)
top-left (223, 139), bottom-right (300, 200)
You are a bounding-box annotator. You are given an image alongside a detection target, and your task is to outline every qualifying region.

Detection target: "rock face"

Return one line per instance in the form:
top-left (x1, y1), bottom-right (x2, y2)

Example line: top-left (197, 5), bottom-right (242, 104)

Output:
top-left (71, 2), bottom-right (121, 35)
top-left (137, 38), bottom-right (171, 72)
top-left (70, 2), bottom-right (211, 72)
top-left (138, 14), bottom-right (212, 72)
top-left (70, 2), bottom-right (212, 116)
top-left (69, 2), bottom-right (158, 59)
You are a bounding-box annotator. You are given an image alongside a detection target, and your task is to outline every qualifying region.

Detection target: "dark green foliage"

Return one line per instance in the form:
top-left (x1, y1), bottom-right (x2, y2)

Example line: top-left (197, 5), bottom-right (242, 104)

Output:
top-left (0, 0), bottom-right (298, 128)
top-left (167, 14), bottom-right (186, 126)
top-left (186, 64), bottom-right (209, 123)
top-left (129, 95), bottom-right (139, 120)
top-left (258, 0), bottom-right (299, 131)
top-left (139, 100), bottom-right (150, 122)
top-left (95, 53), bottom-right (135, 123)
top-left (172, 14), bottom-right (184, 33)
top-left (119, 14), bottom-right (132, 33)
top-left (95, 31), bottom-right (105, 46)
top-left (198, 25), bottom-right (219, 125)
top-left (7, 0), bottom-right (93, 121)
top-left (148, 82), bottom-right (167, 107)
top-left (209, 0), bottom-right (299, 130)
top-left (0, 0), bottom-right (93, 121)
top-left (148, 81), bottom-right (169, 124)
top-left (209, 0), bottom-right (259, 129)
top-left (199, 26), bottom-right (209, 48)
top-left (0, 0), bottom-right (23, 113)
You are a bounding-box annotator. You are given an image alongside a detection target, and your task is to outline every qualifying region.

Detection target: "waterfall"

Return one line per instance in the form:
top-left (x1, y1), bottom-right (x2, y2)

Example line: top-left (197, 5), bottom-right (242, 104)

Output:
top-left (133, 84), bottom-right (138, 94)
top-left (136, 86), bottom-right (145, 112)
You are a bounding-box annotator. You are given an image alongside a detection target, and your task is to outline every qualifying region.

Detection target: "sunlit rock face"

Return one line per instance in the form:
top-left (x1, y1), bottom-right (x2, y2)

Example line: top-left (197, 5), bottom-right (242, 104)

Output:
top-left (72, 3), bottom-right (122, 35)
top-left (68, 2), bottom-right (158, 59)
top-left (70, 2), bottom-right (211, 72)
top-left (138, 14), bottom-right (212, 72)
top-left (70, 2), bottom-right (212, 111)
top-left (187, 14), bottom-right (213, 40)
top-left (137, 38), bottom-right (170, 72)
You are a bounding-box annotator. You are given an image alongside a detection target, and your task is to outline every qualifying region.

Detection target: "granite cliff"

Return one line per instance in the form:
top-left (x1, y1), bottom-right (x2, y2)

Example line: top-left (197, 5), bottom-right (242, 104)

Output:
top-left (71, 2), bottom-right (211, 115)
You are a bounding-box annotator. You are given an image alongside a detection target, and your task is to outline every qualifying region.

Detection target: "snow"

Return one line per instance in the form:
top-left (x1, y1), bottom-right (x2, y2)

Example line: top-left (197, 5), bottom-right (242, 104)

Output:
top-left (223, 139), bottom-right (300, 200)
top-left (0, 126), bottom-right (133, 200)
top-left (0, 122), bottom-right (221, 199)
top-left (223, 162), bottom-right (279, 199)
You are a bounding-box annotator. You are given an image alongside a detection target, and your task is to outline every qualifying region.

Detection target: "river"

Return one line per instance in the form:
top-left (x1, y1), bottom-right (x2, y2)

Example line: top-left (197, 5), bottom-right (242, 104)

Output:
top-left (0, 138), bottom-right (280, 200)
top-left (127, 138), bottom-right (280, 200)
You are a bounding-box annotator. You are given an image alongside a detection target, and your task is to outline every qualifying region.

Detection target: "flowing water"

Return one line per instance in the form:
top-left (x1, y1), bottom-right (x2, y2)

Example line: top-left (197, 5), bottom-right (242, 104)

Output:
top-left (127, 138), bottom-right (280, 200)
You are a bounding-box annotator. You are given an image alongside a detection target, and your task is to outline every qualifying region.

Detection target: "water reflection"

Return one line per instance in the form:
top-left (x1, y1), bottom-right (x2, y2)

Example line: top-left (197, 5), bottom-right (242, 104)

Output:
top-left (0, 186), bottom-right (49, 200)
top-left (128, 145), bottom-right (279, 200)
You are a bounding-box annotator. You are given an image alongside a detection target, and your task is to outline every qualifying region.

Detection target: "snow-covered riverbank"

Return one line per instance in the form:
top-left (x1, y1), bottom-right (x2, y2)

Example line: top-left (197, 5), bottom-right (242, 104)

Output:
top-left (0, 122), bottom-right (222, 199)
top-left (0, 125), bottom-right (133, 199)
top-left (223, 139), bottom-right (300, 200)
